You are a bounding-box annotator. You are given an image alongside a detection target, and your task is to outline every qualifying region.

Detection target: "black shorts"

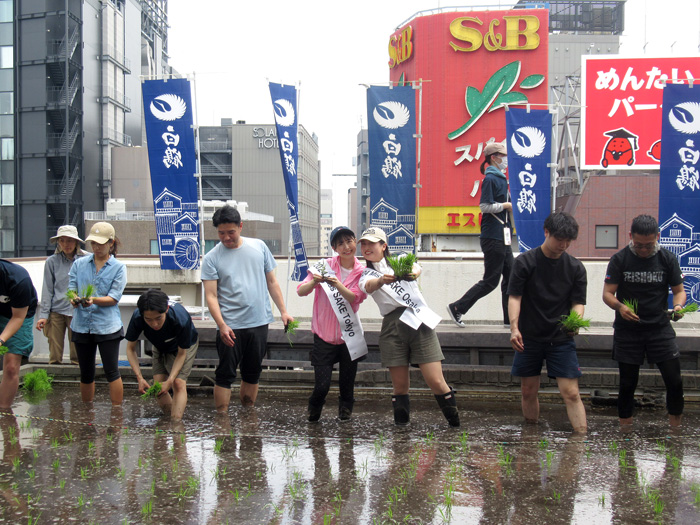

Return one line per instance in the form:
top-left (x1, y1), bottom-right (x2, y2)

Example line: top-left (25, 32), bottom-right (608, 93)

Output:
top-left (214, 325), bottom-right (269, 388)
top-left (613, 324), bottom-right (680, 365)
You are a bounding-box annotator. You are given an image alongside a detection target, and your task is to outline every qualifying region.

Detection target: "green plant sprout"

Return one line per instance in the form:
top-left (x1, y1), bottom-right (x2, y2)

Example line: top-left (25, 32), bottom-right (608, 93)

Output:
top-left (21, 369), bottom-right (53, 393)
top-left (66, 284), bottom-right (96, 306)
top-left (676, 302), bottom-right (699, 315)
top-left (141, 382), bottom-right (162, 399)
top-left (387, 253), bottom-right (417, 280)
top-left (622, 298), bottom-right (638, 314)
top-left (559, 310), bottom-right (591, 333)
top-left (0, 345), bottom-right (7, 356)
top-left (285, 319), bottom-right (300, 346)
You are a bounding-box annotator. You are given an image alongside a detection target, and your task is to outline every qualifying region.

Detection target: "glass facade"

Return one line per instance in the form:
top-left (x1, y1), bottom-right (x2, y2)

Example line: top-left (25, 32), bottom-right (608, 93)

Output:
top-left (0, 0), bottom-right (11, 257)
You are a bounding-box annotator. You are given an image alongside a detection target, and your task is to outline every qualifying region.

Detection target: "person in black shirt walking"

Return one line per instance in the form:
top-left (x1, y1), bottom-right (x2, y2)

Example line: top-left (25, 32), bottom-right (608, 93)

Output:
top-left (603, 215), bottom-right (686, 428)
top-left (447, 142), bottom-right (513, 327)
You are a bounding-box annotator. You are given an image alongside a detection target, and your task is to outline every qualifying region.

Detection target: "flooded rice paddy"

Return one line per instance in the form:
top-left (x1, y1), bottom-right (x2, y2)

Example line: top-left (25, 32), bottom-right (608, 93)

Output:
top-left (2, 386), bottom-right (700, 524)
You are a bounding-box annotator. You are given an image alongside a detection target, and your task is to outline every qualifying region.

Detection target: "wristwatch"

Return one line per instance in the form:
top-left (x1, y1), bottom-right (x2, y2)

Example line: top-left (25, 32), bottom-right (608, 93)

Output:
top-left (0, 338), bottom-right (5, 346)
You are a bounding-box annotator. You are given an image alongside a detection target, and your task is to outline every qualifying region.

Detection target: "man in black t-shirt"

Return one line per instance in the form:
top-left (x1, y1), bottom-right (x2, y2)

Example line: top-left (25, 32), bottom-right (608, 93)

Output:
top-left (603, 215), bottom-right (686, 428)
top-left (125, 290), bottom-right (199, 421)
top-left (508, 212), bottom-right (588, 433)
top-left (0, 259), bottom-right (38, 411)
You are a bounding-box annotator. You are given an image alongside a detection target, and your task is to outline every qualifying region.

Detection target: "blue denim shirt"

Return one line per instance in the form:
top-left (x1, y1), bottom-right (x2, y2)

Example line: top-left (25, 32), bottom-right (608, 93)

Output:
top-left (68, 254), bottom-right (127, 334)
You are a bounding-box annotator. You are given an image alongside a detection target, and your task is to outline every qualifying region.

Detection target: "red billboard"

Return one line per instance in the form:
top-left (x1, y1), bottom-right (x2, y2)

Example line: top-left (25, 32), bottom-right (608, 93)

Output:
top-left (582, 56), bottom-right (700, 170)
top-left (388, 9), bottom-right (549, 234)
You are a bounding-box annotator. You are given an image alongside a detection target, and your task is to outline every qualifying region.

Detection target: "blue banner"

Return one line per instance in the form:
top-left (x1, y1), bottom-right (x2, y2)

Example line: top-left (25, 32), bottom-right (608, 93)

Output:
top-left (505, 107), bottom-right (552, 252)
top-left (658, 83), bottom-right (700, 305)
top-left (269, 82), bottom-right (309, 281)
top-left (367, 86), bottom-right (416, 253)
top-left (142, 78), bottom-right (200, 270)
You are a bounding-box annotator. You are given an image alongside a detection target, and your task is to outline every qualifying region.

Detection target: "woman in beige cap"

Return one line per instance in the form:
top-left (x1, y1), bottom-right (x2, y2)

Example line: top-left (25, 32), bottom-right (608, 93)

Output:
top-left (36, 225), bottom-right (87, 365)
top-left (68, 222), bottom-right (127, 405)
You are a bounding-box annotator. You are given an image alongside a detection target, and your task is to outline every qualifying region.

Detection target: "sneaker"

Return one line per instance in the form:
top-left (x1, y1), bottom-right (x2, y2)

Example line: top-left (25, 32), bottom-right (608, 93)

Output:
top-left (446, 304), bottom-right (466, 328)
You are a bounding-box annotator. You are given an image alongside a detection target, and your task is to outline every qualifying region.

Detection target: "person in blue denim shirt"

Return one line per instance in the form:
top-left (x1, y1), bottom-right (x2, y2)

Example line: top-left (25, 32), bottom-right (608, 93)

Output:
top-left (68, 222), bottom-right (127, 405)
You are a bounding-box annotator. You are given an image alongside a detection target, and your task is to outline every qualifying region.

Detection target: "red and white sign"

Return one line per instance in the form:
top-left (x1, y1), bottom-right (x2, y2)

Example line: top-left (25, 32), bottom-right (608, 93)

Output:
top-left (388, 9), bottom-right (549, 214)
top-left (581, 55), bottom-right (700, 170)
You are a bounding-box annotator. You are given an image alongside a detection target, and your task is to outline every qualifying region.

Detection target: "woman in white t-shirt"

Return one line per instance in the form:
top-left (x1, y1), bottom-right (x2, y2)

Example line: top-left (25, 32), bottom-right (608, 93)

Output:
top-left (358, 227), bottom-right (459, 427)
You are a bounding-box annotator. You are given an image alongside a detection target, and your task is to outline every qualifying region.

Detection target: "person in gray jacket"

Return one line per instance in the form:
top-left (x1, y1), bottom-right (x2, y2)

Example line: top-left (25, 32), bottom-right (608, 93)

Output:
top-left (35, 225), bottom-right (87, 364)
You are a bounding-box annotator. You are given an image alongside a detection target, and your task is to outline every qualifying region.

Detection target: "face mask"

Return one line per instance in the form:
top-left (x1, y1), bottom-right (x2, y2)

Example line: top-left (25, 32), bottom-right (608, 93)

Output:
top-left (494, 156), bottom-right (508, 171)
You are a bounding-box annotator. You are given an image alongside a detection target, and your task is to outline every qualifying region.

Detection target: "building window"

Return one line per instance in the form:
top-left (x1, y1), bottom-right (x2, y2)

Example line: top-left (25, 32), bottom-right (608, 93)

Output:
top-left (150, 240), bottom-right (159, 255)
top-left (0, 137), bottom-right (12, 159)
top-left (595, 225), bottom-right (618, 249)
top-left (0, 45), bottom-right (10, 68)
top-left (0, 2), bottom-right (11, 24)
top-left (204, 240), bottom-right (217, 253)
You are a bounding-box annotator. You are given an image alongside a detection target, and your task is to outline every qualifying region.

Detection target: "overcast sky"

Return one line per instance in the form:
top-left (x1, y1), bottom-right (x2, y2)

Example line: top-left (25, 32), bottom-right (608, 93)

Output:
top-left (167, 0), bottom-right (700, 224)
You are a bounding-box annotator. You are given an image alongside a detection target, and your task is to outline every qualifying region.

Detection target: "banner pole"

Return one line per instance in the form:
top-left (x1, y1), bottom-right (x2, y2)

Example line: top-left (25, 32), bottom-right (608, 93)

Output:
top-left (413, 79), bottom-right (423, 255)
top-left (191, 72), bottom-right (207, 320)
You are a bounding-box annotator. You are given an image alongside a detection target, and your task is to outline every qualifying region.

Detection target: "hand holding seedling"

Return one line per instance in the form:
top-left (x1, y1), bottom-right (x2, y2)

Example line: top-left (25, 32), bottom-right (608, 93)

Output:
top-left (619, 298), bottom-right (639, 322)
top-left (669, 302), bottom-right (697, 321)
top-left (159, 379), bottom-right (172, 397)
top-left (136, 376), bottom-right (150, 395)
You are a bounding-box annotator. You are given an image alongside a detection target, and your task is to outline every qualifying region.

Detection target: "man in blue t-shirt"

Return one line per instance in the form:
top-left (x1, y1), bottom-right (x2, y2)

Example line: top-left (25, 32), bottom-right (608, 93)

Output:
top-left (201, 205), bottom-right (294, 412)
top-left (125, 289), bottom-right (199, 420)
top-left (0, 259), bottom-right (38, 411)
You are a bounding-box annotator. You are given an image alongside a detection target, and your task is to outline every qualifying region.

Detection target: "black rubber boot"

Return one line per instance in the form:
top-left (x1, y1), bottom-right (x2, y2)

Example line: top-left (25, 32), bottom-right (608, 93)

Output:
top-left (307, 399), bottom-right (325, 422)
top-left (435, 388), bottom-right (460, 427)
top-left (392, 394), bottom-right (410, 426)
top-left (338, 397), bottom-right (354, 421)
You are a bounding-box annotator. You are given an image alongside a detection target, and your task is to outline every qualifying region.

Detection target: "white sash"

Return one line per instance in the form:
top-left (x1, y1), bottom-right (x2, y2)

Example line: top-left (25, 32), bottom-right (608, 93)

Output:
top-left (362, 267), bottom-right (441, 330)
top-left (310, 261), bottom-right (368, 360)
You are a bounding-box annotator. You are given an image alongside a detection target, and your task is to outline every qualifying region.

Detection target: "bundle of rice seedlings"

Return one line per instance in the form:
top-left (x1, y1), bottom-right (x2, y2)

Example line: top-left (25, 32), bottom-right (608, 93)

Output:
top-left (82, 284), bottom-right (96, 299)
top-left (66, 289), bottom-right (80, 303)
top-left (0, 345), bottom-right (8, 356)
top-left (559, 310), bottom-right (591, 333)
top-left (677, 302), bottom-right (699, 315)
top-left (285, 319), bottom-right (300, 347)
top-left (317, 261), bottom-right (328, 278)
top-left (387, 253), bottom-right (418, 280)
top-left (621, 298), bottom-right (638, 314)
top-left (141, 382), bottom-right (162, 399)
top-left (21, 369), bottom-right (53, 394)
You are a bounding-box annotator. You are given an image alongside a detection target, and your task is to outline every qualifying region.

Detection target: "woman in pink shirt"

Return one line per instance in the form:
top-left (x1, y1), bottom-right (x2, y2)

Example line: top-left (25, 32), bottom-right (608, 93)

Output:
top-left (297, 226), bottom-right (367, 422)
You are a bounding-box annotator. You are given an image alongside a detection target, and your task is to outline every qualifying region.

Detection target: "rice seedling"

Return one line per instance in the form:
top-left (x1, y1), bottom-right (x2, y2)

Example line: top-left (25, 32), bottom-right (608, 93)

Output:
top-left (52, 459), bottom-right (60, 473)
top-left (12, 457), bottom-right (20, 471)
top-left (214, 437), bottom-right (224, 454)
top-left (387, 253), bottom-right (417, 280)
top-left (161, 471), bottom-right (167, 483)
top-left (497, 443), bottom-right (514, 474)
top-left (538, 438), bottom-right (549, 450)
top-left (27, 468), bottom-right (35, 480)
top-left (141, 498), bottom-right (153, 518)
top-left (332, 491), bottom-right (343, 517)
top-left (88, 441), bottom-right (95, 452)
top-left (622, 298), bottom-right (638, 314)
top-left (66, 289), bottom-right (80, 304)
top-left (21, 369), bottom-right (53, 394)
top-left (559, 310), bottom-right (591, 333)
top-left (598, 493), bottom-right (606, 506)
top-left (677, 302), bottom-right (698, 315)
top-left (284, 319), bottom-right (300, 346)
top-left (58, 479), bottom-right (66, 490)
top-left (116, 467), bottom-right (126, 479)
top-left (77, 494), bottom-right (85, 509)
top-left (0, 345), bottom-right (7, 356)
top-left (141, 382), bottom-right (162, 399)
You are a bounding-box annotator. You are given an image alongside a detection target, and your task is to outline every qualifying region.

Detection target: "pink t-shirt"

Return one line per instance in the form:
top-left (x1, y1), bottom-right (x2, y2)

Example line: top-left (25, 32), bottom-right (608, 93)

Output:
top-left (297, 255), bottom-right (367, 345)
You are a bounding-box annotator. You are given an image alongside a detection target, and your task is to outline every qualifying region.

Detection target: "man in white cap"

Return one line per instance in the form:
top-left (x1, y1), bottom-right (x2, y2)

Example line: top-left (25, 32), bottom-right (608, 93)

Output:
top-left (447, 141), bottom-right (513, 328)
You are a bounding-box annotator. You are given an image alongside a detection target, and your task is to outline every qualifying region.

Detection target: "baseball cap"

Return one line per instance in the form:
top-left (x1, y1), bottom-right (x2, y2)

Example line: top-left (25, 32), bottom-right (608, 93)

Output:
top-left (483, 142), bottom-right (507, 156)
top-left (85, 222), bottom-right (116, 244)
top-left (359, 227), bottom-right (387, 243)
top-left (330, 226), bottom-right (355, 247)
top-left (50, 225), bottom-right (84, 244)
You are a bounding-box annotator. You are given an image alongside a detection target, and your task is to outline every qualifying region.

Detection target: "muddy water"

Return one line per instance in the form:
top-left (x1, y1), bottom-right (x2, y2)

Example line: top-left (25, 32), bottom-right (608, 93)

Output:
top-left (1, 386), bottom-right (700, 524)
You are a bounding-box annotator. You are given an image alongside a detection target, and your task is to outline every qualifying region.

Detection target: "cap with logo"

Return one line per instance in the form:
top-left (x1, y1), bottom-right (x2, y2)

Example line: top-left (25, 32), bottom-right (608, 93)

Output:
top-left (359, 227), bottom-right (387, 243)
top-left (85, 222), bottom-right (116, 244)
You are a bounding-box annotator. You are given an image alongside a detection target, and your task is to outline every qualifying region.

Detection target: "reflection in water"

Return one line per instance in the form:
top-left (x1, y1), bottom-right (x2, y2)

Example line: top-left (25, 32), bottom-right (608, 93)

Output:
top-left (1, 388), bottom-right (700, 523)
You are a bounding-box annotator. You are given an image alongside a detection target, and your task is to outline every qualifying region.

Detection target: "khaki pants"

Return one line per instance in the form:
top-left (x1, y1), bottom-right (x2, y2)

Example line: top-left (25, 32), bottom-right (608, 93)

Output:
top-left (43, 312), bottom-right (78, 364)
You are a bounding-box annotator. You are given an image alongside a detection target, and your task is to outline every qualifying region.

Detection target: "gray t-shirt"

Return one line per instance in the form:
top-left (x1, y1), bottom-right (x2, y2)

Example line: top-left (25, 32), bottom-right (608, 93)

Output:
top-left (201, 237), bottom-right (276, 329)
